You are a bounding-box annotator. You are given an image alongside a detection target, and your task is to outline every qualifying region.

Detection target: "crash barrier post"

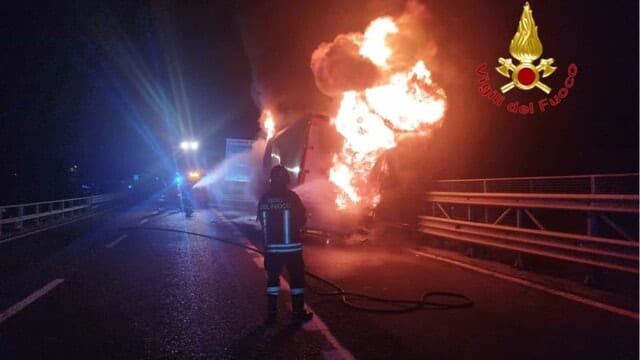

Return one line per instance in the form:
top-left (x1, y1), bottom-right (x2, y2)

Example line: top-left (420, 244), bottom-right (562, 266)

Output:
top-left (418, 173), bottom-right (639, 285)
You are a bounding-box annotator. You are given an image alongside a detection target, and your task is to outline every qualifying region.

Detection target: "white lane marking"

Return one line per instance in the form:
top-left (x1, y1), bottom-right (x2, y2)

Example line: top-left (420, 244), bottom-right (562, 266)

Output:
top-left (139, 218), bottom-right (150, 224)
top-left (231, 230), bottom-right (354, 359)
top-left (105, 234), bottom-right (128, 249)
top-left (307, 309), bottom-right (356, 360)
top-left (0, 279), bottom-right (65, 325)
top-left (411, 249), bottom-right (639, 321)
top-left (278, 275), bottom-right (355, 360)
top-left (211, 208), bottom-right (352, 358)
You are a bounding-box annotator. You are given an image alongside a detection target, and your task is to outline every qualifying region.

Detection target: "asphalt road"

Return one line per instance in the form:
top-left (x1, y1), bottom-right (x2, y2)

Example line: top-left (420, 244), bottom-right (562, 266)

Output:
top-left (0, 202), bottom-right (637, 359)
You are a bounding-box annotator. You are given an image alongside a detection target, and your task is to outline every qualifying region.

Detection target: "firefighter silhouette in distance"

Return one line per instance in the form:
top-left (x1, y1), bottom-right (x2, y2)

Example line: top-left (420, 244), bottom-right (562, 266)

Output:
top-left (257, 165), bottom-right (313, 325)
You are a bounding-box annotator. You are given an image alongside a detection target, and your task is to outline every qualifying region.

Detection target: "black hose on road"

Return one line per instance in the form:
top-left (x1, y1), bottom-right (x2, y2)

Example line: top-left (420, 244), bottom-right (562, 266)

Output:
top-left (120, 225), bottom-right (474, 313)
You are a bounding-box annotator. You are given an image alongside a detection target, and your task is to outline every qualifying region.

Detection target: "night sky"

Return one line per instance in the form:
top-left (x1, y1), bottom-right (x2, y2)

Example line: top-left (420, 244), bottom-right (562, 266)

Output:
top-left (0, 0), bottom-right (637, 203)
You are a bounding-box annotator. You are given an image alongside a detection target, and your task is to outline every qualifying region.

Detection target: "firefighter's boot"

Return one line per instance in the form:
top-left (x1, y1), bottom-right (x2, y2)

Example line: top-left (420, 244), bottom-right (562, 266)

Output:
top-left (265, 295), bottom-right (278, 325)
top-left (291, 294), bottom-right (313, 324)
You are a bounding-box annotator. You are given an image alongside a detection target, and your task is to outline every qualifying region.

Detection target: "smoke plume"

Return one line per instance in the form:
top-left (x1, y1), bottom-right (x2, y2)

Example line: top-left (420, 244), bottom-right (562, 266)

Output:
top-left (310, 1), bottom-right (437, 98)
top-left (310, 35), bottom-right (381, 97)
top-left (235, 0), bottom-right (453, 227)
top-left (234, 0), bottom-right (422, 128)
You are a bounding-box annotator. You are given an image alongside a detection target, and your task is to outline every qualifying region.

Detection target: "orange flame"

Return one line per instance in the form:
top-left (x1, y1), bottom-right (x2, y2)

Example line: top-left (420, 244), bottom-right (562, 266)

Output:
top-left (329, 17), bottom-right (446, 210)
top-left (359, 17), bottom-right (398, 68)
top-left (261, 110), bottom-right (276, 141)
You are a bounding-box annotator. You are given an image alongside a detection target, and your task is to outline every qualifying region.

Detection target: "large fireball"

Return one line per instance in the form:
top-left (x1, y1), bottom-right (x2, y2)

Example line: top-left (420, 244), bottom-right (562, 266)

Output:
top-left (311, 15), bottom-right (447, 210)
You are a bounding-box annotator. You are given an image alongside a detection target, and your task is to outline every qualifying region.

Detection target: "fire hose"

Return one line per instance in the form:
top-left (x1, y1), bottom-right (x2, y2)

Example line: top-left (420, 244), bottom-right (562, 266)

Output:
top-left (120, 226), bottom-right (474, 313)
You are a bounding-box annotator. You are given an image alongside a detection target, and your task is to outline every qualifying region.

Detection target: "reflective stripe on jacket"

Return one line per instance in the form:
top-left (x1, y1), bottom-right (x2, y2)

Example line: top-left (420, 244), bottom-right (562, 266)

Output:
top-left (258, 189), bottom-right (306, 254)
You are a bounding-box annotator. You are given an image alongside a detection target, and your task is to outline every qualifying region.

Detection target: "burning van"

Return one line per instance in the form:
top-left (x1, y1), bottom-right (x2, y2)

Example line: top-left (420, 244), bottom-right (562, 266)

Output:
top-left (257, 13), bottom-right (448, 232)
top-left (262, 113), bottom-right (375, 233)
top-left (263, 113), bottom-right (340, 187)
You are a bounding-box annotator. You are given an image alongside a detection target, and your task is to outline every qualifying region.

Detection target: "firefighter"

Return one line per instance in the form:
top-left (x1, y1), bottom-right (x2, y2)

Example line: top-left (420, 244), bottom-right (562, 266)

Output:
top-left (257, 165), bottom-right (313, 325)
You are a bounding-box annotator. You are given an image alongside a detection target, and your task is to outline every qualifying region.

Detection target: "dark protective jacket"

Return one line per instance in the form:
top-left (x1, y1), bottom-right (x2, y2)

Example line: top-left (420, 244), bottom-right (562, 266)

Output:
top-left (257, 188), bottom-right (307, 253)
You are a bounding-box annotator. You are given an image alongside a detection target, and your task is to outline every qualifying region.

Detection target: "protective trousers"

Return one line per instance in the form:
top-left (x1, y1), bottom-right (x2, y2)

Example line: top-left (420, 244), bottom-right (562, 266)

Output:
top-left (264, 251), bottom-right (306, 317)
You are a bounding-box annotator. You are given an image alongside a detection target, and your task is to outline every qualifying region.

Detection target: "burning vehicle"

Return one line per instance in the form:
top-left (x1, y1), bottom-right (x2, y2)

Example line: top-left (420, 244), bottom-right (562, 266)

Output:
top-left (261, 113), bottom-right (348, 231)
top-left (257, 13), bottom-right (447, 232)
top-left (262, 113), bottom-right (340, 189)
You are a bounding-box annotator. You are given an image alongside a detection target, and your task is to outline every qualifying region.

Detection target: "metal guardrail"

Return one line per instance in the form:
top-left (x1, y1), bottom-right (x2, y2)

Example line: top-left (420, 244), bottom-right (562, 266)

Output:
top-left (418, 173), bottom-right (639, 275)
top-left (432, 173), bottom-right (639, 194)
top-left (0, 193), bottom-right (119, 238)
top-left (426, 192), bottom-right (639, 214)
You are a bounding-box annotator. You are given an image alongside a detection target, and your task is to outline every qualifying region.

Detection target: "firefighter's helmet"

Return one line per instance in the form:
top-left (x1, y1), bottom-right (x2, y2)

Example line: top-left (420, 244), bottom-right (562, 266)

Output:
top-left (270, 165), bottom-right (290, 187)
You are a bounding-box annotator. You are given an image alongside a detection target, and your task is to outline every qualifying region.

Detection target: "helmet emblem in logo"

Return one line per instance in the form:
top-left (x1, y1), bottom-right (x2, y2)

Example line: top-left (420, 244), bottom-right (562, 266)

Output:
top-left (496, 2), bottom-right (557, 94)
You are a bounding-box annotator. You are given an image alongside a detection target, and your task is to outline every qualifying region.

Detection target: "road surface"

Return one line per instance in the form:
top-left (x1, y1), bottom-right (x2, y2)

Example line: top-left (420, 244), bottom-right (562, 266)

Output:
top-left (0, 201), bottom-right (637, 359)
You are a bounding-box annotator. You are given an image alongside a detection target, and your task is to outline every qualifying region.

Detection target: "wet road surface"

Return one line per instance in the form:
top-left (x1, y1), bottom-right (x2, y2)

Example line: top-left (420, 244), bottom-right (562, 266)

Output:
top-left (0, 203), bottom-right (637, 359)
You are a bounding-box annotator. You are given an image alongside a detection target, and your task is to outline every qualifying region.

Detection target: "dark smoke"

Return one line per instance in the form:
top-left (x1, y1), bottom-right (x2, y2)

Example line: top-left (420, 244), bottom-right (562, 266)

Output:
top-left (235, 0), bottom-right (410, 128)
top-left (310, 35), bottom-right (381, 97)
top-left (235, 0), bottom-right (457, 227)
top-left (310, 0), bottom-right (440, 98)
top-left (235, 0), bottom-right (471, 131)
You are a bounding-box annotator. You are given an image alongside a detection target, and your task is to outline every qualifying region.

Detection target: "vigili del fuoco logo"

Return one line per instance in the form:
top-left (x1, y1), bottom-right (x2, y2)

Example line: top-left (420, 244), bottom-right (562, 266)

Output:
top-left (475, 2), bottom-right (578, 115)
